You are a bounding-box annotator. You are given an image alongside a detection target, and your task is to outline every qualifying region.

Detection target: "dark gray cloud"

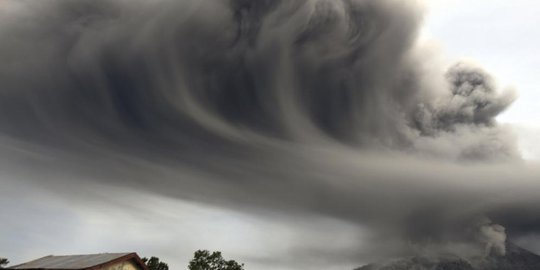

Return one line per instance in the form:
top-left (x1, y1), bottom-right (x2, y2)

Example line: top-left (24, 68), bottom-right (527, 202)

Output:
top-left (0, 0), bottom-right (515, 158)
top-left (0, 0), bottom-right (538, 268)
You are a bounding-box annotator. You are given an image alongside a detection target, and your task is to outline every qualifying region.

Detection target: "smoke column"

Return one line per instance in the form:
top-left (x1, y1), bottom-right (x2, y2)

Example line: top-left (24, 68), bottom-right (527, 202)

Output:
top-left (0, 0), bottom-right (538, 268)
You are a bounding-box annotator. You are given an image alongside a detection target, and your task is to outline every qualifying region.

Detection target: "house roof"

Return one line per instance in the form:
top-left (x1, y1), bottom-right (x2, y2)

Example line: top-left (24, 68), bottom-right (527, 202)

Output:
top-left (9, 253), bottom-right (149, 270)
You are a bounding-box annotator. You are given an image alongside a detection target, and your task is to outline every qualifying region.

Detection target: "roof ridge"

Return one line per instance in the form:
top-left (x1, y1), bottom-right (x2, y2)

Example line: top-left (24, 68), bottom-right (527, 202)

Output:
top-left (47, 252), bottom-right (132, 256)
top-left (8, 255), bottom-right (54, 269)
top-left (9, 252), bottom-right (139, 270)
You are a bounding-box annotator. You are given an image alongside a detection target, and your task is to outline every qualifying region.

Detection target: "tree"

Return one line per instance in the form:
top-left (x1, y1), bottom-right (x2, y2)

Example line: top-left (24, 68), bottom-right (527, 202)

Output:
top-left (141, 256), bottom-right (168, 270)
top-left (0, 258), bottom-right (9, 269)
top-left (188, 250), bottom-right (244, 270)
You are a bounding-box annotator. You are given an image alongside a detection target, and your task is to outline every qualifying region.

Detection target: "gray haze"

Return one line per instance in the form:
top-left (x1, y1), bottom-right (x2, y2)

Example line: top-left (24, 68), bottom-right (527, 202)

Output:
top-left (0, 0), bottom-right (539, 269)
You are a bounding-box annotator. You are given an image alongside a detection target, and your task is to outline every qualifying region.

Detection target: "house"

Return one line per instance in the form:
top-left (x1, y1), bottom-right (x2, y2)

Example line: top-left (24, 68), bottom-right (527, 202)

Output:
top-left (9, 253), bottom-right (149, 270)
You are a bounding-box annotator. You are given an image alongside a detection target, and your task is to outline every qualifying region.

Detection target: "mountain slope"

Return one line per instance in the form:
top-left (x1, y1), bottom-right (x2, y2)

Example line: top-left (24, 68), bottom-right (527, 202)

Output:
top-left (356, 243), bottom-right (540, 270)
top-left (481, 242), bottom-right (540, 270)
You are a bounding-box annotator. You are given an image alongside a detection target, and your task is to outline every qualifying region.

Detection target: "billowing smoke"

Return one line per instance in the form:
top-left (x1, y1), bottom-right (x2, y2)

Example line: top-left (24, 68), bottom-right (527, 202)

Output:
top-left (478, 219), bottom-right (507, 256)
top-left (0, 0), bottom-right (538, 268)
top-left (0, 0), bottom-right (516, 160)
top-left (413, 63), bottom-right (517, 161)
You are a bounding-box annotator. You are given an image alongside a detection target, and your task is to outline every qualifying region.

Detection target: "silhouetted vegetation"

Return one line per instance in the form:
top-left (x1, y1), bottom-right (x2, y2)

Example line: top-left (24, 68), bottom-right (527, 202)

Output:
top-left (188, 250), bottom-right (244, 270)
top-left (142, 256), bottom-right (168, 270)
top-left (0, 258), bottom-right (9, 268)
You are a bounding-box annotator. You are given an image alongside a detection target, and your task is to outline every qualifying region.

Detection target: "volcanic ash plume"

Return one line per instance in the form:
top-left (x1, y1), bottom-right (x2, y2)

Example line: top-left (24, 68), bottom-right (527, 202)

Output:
top-left (478, 219), bottom-right (507, 256)
top-left (0, 0), bottom-right (517, 160)
top-left (0, 0), bottom-right (537, 268)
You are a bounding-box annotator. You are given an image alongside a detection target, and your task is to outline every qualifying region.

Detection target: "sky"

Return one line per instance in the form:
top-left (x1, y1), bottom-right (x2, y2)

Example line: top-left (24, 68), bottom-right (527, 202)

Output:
top-left (1, 1), bottom-right (540, 270)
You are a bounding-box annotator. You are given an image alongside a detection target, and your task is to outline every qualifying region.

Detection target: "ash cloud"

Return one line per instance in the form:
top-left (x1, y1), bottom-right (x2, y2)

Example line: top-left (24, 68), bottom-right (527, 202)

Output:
top-left (0, 0), bottom-right (538, 268)
top-left (0, 0), bottom-right (515, 159)
top-left (478, 219), bottom-right (507, 256)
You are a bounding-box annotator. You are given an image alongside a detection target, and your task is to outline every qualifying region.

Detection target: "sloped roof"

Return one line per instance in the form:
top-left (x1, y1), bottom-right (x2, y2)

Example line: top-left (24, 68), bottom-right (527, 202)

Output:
top-left (10, 253), bottom-right (148, 270)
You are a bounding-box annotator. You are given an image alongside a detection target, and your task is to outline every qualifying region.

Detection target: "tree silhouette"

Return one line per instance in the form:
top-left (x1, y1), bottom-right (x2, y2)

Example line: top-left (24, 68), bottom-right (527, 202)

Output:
top-left (0, 258), bottom-right (9, 269)
top-left (141, 256), bottom-right (168, 270)
top-left (188, 250), bottom-right (244, 270)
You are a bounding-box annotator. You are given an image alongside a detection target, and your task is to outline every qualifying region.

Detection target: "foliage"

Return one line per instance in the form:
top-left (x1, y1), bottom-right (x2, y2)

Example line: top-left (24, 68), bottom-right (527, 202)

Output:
top-left (141, 256), bottom-right (169, 270)
top-left (0, 258), bottom-right (9, 268)
top-left (188, 250), bottom-right (244, 270)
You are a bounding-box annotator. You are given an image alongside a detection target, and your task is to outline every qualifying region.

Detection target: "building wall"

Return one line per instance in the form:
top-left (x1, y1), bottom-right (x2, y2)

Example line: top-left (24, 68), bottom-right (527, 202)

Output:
top-left (104, 260), bottom-right (141, 270)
